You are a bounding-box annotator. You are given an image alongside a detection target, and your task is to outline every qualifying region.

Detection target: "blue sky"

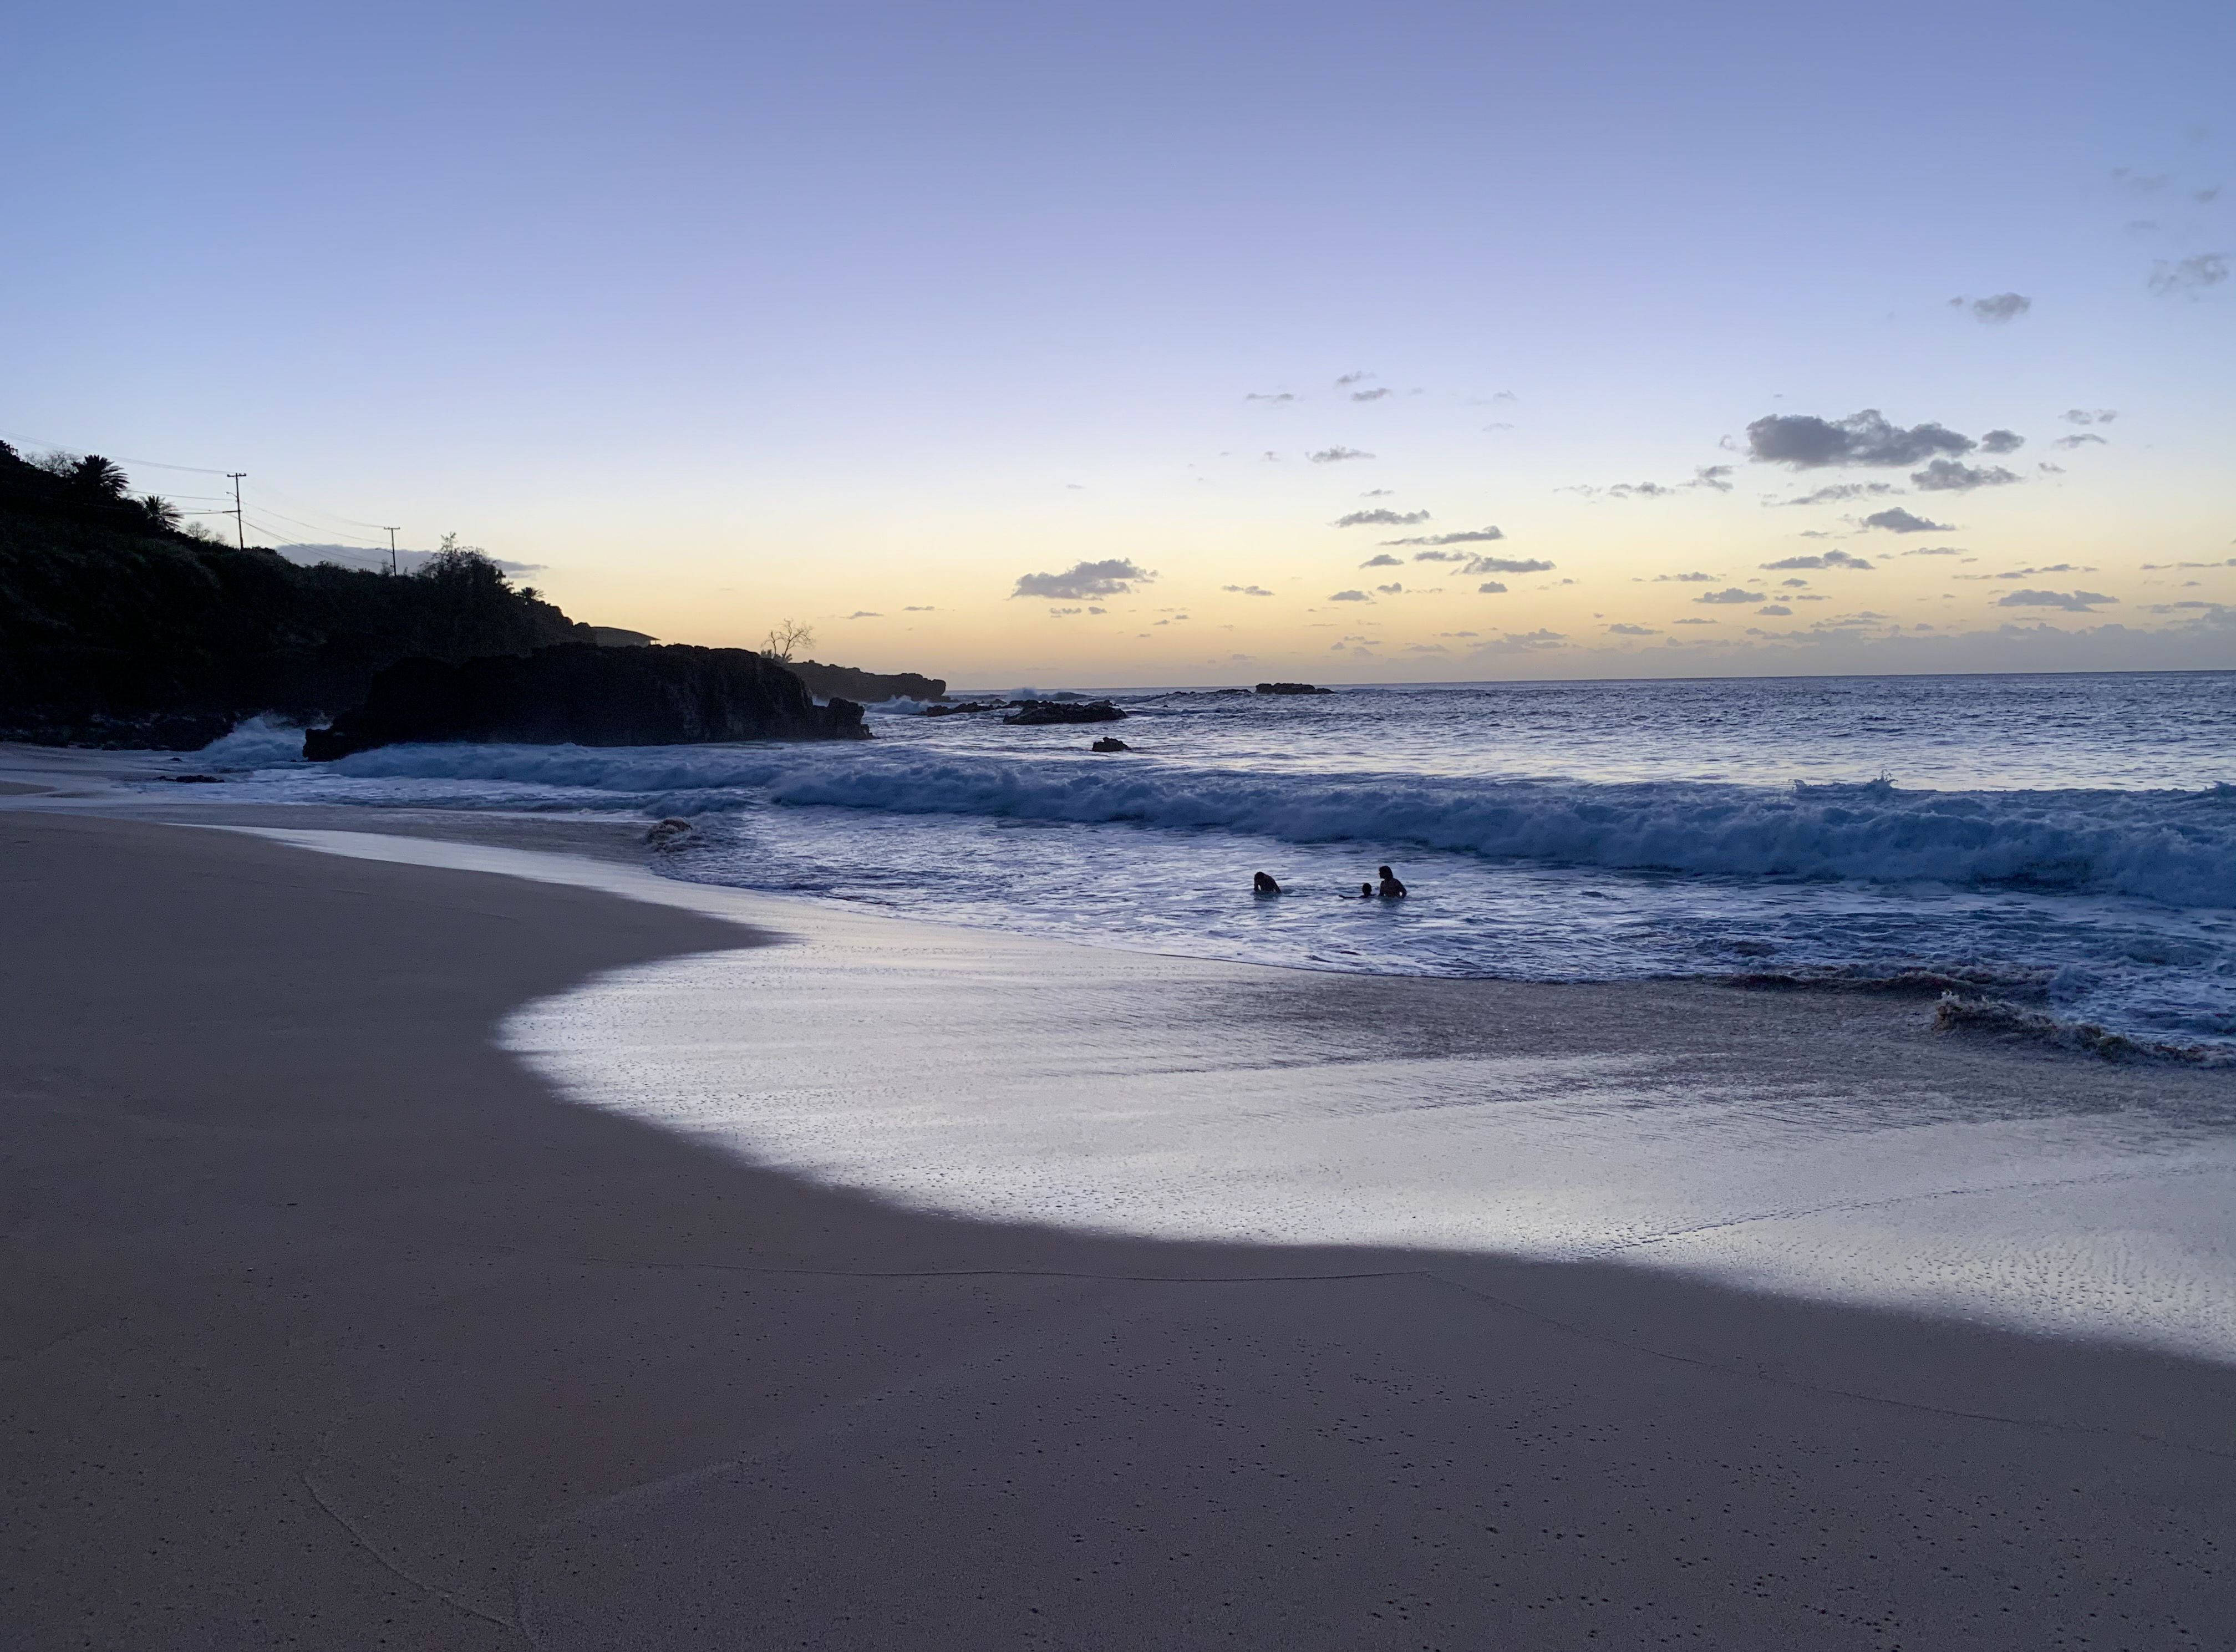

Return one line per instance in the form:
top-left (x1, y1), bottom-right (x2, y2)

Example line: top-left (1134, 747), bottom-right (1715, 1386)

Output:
top-left (6, 0), bottom-right (2231, 684)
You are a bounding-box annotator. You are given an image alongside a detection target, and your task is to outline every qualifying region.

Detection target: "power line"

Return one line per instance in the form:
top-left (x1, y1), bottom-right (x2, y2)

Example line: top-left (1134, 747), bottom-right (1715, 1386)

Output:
top-left (0, 427), bottom-right (231, 475)
top-left (225, 473), bottom-right (247, 551)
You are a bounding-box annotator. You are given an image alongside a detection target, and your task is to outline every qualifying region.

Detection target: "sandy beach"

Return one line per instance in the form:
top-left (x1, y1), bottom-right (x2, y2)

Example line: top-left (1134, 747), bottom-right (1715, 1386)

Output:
top-left (5, 776), bottom-right (2235, 1648)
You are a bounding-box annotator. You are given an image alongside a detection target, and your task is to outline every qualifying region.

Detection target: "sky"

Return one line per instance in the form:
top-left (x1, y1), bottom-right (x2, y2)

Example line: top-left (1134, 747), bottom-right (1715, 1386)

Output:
top-left (5, 0), bottom-right (2233, 688)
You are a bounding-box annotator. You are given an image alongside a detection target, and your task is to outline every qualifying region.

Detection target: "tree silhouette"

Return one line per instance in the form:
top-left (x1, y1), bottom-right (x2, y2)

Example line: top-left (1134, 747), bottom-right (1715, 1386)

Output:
top-left (762, 618), bottom-right (814, 662)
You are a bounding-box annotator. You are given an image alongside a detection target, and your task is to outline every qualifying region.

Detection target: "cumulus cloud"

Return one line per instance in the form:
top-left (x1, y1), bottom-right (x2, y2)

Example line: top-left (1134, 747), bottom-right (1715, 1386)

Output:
top-left (1383, 526), bottom-right (1505, 547)
top-left (1911, 459), bottom-right (2024, 492)
top-left (843, 610), bottom-right (882, 618)
top-left (2052, 433), bottom-right (2108, 449)
top-left (1653, 571), bottom-right (1719, 582)
top-left (1954, 293), bottom-right (2032, 323)
top-left (1863, 507), bottom-right (1954, 533)
top-left (1997, 589), bottom-right (2118, 611)
top-left (1359, 553), bottom-right (1404, 568)
top-left (1476, 581), bottom-right (1509, 594)
top-left (1011, 558), bottom-right (1156, 599)
top-left (1350, 387), bottom-right (1393, 402)
top-left (1607, 623), bottom-right (1659, 635)
top-left (1410, 550), bottom-right (1468, 562)
top-left (1747, 409), bottom-right (1976, 469)
top-left (1333, 509), bottom-right (1430, 528)
top-left (2149, 253), bottom-right (2229, 296)
top-left (1308, 446), bottom-right (1374, 464)
top-left (1465, 556), bottom-right (1555, 575)
top-left (1757, 604), bottom-right (1793, 616)
top-left (2061, 409), bottom-right (2117, 425)
top-left (1761, 550), bottom-right (1874, 571)
top-left (1374, 582), bottom-right (1404, 594)
top-left (1222, 584), bottom-right (1274, 596)
top-left (1329, 589), bottom-right (1372, 602)
top-left (1978, 429), bottom-right (2025, 454)
top-left (1335, 372), bottom-right (1373, 387)
top-left (1696, 587), bottom-right (1765, 604)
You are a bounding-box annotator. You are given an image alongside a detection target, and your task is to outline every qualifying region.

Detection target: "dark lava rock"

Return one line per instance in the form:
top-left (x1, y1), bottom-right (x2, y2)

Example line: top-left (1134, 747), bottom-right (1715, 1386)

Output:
top-left (1254, 682), bottom-right (1333, 695)
top-left (303, 643), bottom-right (868, 760)
top-left (1001, 699), bottom-right (1126, 726)
top-left (1091, 736), bottom-right (1132, 753)
top-left (923, 700), bottom-right (1004, 718)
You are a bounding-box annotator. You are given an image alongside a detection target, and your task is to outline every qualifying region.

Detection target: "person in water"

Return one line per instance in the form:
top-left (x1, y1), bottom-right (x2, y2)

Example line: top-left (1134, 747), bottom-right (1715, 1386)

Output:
top-left (1378, 865), bottom-right (1407, 898)
top-left (1360, 882), bottom-right (1375, 898)
top-left (1253, 871), bottom-right (1282, 895)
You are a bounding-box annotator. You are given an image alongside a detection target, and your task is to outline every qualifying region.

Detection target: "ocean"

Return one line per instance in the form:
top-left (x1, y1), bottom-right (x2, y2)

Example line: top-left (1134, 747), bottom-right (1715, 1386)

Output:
top-left (195, 669), bottom-right (2236, 1055)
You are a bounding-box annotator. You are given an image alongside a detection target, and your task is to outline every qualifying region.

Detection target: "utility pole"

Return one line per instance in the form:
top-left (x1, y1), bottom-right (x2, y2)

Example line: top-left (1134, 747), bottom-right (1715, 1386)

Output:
top-left (381, 526), bottom-right (401, 575)
top-left (225, 473), bottom-right (247, 550)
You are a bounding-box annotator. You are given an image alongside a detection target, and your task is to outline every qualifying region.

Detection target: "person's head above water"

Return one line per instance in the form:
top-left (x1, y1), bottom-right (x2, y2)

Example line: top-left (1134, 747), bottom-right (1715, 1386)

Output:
top-left (1360, 882), bottom-right (1374, 897)
top-left (1378, 866), bottom-right (1394, 878)
top-left (1253, 871), bottom-right (1281, 894)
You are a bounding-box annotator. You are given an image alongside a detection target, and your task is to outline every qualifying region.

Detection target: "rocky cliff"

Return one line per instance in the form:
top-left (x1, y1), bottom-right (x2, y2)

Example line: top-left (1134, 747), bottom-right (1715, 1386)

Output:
top-left (303, 643), bottom-right (868, 760)
top-left (784, 659), bottom-right (948, 703)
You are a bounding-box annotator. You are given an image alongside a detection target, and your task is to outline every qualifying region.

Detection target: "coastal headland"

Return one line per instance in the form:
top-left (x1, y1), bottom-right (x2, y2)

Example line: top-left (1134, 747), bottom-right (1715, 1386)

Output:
top-left (4, 773), bottom-right (2233, 1649)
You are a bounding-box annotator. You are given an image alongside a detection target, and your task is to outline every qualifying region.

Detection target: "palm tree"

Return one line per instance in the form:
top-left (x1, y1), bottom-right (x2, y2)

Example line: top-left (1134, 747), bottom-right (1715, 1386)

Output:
top-left (138, 496), bottom-right (182, 531)
top-left (68, 455), bottom-right (129, 497)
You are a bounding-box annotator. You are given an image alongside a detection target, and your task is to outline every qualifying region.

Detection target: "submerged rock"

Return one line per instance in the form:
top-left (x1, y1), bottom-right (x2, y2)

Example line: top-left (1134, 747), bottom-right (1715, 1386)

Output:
top-left (303, 643), bottom-right (867, 760)
top-left (1091, 736), bottom-right (1132, 753)
top-left (1001, 699), bottom-right (1126, 725)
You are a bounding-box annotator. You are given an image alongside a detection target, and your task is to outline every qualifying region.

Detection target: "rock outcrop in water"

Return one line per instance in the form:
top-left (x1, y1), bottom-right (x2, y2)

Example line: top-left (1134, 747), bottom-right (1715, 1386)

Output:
top-left (1000, 699), bottom-right (1126, 725)
top-left (303, 643), bottom-right (867, 760)
top-left (1254, 682), bottom-right (1333, 695)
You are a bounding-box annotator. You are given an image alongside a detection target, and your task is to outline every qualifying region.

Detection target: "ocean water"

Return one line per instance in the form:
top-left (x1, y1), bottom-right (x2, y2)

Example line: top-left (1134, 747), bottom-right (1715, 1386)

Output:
top-left (193, 670), bottom-right (2236, 1051)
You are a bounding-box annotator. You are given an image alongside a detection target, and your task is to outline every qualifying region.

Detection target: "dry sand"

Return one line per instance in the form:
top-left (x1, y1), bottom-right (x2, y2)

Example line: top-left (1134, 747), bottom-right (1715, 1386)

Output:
top-left (3, 804), bottom-right (2234, 1649)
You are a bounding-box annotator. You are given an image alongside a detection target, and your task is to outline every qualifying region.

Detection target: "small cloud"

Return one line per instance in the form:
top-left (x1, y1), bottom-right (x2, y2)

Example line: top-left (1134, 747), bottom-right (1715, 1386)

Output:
top-left (1781, 577), bottom-right (1810, 587)
top-left (1990, 565), bottom-right (2092, 579)
top-left (1978, 429), bottom-right (2025, 454)
top-left (1997, 588), bottom-right (2119, 611)
top-left (1359, 553), bottom-right (1404, 568)
top-left (1756, 604), bottom-right (1793, 616)
top-left (1011, 557), bottom-right (1156, 599)
top-left (1333, 509), bottom-right (1431, 528)
top-left (1748, 409), bottom-right (1976, 469)
top-left (903, 604), bottom-right (937, 611)
top-left (1899, 546), bottom-right (1963, 557)
top-left (1760, 550), bottom-right (1873, 571)
top-left (843, 610), bottom-right (883, 619)
top-left (1308, 446), bottom-right (1374, 464)
top-left (1383, 526), bottom-right (1505, 547)
top-left (1958, 293), bottom-right (2032, 323)
top-left (1222, 584), bottom-right (1274, 597)
top-left (2113, 169), bottom-right (2170, 195)
top-left (1360, 488), bottom-right (1394, 497)
top-left (1863, 507), bottom-right (1954, 533)
top-left (1476, 581), bottom-right (1509, 594)
top-left (1466, 556), bottom-right (1555, 575)
top-left (2197, 186), bottom-right (2223, 203)
top-left (1775, 481), bottom-right (1899, 507)
top-left (1404, 642), bottom-right (1449, 653)
top-left (2149, 253), bottom-right (2229, 296)
top-left (1350, 387), bottom-right (1393, 403)
top-left (1439, 630), bottom-right (1480, 638)
top-left (1329, 589), bottom-right (1373, 602)
top-left (1244, 392), bottom-right (1297, 403)
top-left (1694, 465), bottom-right (1736, 491)
top-left (1653, 571), bottom-right (1719, 583)
top-left (1695, 587), bottom-right (1765, 604)
top-left (1334, 371), bottom-right (1374, 387)
top-left (2060, 409), bottom-right (2117, 425)
top-left (1606, 623), bottom-right (1659, 635)
top-left (1674, 617), bottom-right (1716, 624)
top-left (1481, 628), bottom-right (1567, 652)
top-left (1912, 459), bottom-right (2022, 492)
top-left (1374, 582), bottom-right (1404, 594)
top-left (1411, 550), bottom-right (1468, 562)
top-left (2052, 433), bottom-right (2108, 449)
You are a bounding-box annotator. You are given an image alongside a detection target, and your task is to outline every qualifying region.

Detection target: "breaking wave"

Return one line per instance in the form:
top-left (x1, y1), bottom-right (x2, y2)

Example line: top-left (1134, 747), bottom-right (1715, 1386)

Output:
top-left (301, 741), bottom-right (2236, 908)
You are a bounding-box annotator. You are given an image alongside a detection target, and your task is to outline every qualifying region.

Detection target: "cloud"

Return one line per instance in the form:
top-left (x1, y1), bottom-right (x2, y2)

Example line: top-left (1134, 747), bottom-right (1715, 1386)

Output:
top-left (1756, 604), bottom-right (1793, 616)
top-left (1696, 587), bottom-right (1765, 604)
top-left (2061, 409), bottom-right (2117, 425)
top-left (1244, 392), bottom-right (1297, 403)
top-left (1476, 581), bottom-right (1509, 594)
top-left (1899, 546), bottom-right (1964, 556)
top-left (2114, 169), bottom-right (2170, 195)
top-left (1991, 564), bottom-right (2091, 579)
top-left (1775, 481), bottom-right (1899, 507)
top-left (1978, 429), bottom-right (2025, 454)
top-left (1480, 629), bottom-right (1567, 653)
top-left (1360, 488), bottom-right (1394, 497)
top-left (1654, 571), bottom-right (1719, 582)
top-left (1410, 550), bottom-right (1468, 562)
top-left (1359, 553), bottom-right (1404, 568)
top-left (1747, 409), bottom-right (1976, 469)
top-left (1349, 388), bottom-right (1393, 403)
top-left (1956, 293), bottom-right (2032, 323)
top-left (843, 610), bottom-right (882, 619)
top-left (1374, 582), bottom-right (1404, 594)
top-left (1674, 618), bottom-right (1716, 624)
top-left (1222, 584), bottom-right (1274, 596)
top-left (1334, 372), bottom-right (1373, 387)
top-left (1576, 465), bottom-right (1737, 501)
top-left (2052, 433), bottom-right (2108, 449)
top-left (1308, 446), bottom-right (1374, 464)
top-left (1465, 556), bottom-right (1555, 575)
top-left (1911, 459), bottom-right (2022, 492)
top-left (2149, 253), bottom-right (2229, 296)
top-left (1333, 508), bottom-right (1430, 528)
top-left (1760, 550), bottom-right (1874, 571)
top-left (1607, 623), bottom-right (1659, 635)
top-left (1383, 526), bottom-right (1505, 547)
top-left (1010, 557), bottom-right (1156, 600)
top-left (1329, 589), bottom-right (1372, 602)
top-left (903, 604), bottom-right (937, 611)
top-left (1693, 465), bottom-right (1736, 492)
top-left (1863, 507), bottom-right (1953, 533)
top-left (1997, 589), bottom-right (2119, 611)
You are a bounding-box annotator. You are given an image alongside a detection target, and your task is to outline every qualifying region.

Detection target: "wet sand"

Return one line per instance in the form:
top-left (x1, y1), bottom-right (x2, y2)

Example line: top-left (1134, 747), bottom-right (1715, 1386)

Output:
top-left (4, 806), bottom-right (2234, 1649)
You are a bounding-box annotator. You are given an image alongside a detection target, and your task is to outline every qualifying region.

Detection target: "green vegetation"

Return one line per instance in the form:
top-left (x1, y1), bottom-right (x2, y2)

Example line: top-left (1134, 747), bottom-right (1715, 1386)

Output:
top-left (0, 443), bottom-right (588, 746)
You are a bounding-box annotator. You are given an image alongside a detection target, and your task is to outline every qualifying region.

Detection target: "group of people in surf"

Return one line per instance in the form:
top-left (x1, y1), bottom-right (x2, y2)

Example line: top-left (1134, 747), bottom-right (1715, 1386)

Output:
top-left (1252, 866), bottom-right (1406, 899)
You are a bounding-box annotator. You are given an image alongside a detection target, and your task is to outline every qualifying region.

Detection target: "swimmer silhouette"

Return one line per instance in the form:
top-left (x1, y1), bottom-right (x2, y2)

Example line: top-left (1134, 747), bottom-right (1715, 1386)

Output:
top-left (1253, 872), bottom-right (1282, 895)
top-left (1378, 865), bottom-right (1407, 898)
top-left (1360, 883), bottom-right (1375, 898)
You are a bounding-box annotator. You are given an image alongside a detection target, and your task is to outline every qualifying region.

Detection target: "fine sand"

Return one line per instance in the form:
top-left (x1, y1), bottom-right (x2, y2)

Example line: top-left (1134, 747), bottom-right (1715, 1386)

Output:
top-left (4, 802), bottom-right (2235, 1649)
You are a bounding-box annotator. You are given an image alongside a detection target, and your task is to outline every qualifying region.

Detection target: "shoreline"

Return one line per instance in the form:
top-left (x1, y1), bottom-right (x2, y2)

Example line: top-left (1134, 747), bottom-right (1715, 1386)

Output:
top-left (6, 761), bottom-right (2236, 1643)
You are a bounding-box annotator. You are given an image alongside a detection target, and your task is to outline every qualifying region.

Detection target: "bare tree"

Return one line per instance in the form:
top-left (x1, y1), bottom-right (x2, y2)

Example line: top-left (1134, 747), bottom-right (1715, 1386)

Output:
top-left (762, 618), bottom-right (815, 663)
